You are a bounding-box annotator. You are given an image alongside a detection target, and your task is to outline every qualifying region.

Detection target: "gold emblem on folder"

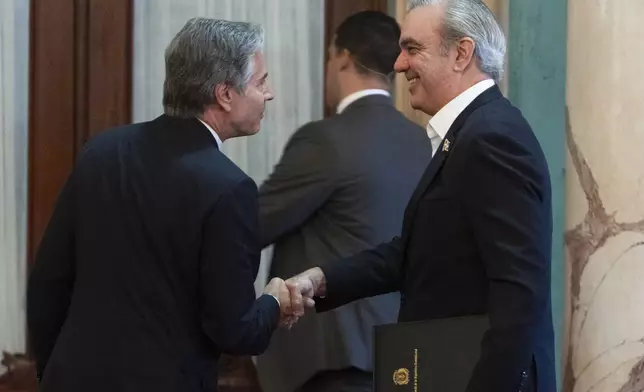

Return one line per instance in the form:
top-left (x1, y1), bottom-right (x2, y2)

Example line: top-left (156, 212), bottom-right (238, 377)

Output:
top-left (442, 139), bottom-right (451, 152)
top-left (393, 368), bottom-right (410, 386)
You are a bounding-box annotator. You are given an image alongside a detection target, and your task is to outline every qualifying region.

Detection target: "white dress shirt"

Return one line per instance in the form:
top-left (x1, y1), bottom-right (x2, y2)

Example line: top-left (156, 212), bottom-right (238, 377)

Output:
top-left (336, 89), bottom-right (390, 114)
top-left (426, 79), bottom-right (495, 156)
top-left (197, 118), bottom-right (223, 149)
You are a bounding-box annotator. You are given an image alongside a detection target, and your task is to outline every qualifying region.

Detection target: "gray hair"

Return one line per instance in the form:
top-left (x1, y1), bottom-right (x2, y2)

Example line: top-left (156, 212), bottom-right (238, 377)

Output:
top-left (408, 0), bottom-right (506, 82)
top-left (163, 18), bottom-right (265, 117)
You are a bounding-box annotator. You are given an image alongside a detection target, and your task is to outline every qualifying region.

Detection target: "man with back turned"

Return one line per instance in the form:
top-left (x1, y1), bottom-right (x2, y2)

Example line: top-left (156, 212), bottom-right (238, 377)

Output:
top-left (27, 18), bottom-right (295, 392)
top-left (256, 11), bottom-right (432, 392)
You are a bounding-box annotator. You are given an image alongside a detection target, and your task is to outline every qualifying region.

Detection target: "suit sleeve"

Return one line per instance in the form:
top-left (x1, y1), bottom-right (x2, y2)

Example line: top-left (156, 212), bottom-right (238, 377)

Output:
top-left (258, 125), bottom-right (335, 247)
top-left (27, 174), bottom-right (77, 380)
top-left (315, 237), bottom-right (404, 312)
top-left (461, 131), bottom-right (551, 392)
top-left (200, 177), bottom-right (280, 355)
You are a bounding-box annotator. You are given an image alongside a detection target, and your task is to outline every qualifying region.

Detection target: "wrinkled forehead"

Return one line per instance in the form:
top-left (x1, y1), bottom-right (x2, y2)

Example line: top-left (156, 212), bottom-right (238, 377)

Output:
top-left (399, 5), bottom-right (444, 47)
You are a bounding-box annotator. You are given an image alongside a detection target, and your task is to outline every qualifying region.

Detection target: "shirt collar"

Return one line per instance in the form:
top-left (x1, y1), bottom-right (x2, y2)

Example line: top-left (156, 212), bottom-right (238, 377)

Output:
top-left (197, 118), bottom-right (223, 149)
top-left (427, 79), bottom-right (495, 139)
top-left (336, 89), bottom-right (390, 114)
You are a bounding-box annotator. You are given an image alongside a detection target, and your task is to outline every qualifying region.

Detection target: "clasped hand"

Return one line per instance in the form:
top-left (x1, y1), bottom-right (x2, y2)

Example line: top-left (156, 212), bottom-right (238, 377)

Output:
top-left (262, 267), bottom-right (326, 329)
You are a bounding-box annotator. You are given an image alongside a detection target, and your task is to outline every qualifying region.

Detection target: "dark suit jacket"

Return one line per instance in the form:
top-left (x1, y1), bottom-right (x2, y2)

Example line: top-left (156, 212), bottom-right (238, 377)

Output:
top-left (316, 86), bottom-right (556, 392)
top-left (256, 95), bottom-right (432, 392)
top-left (26, 115), bottom-right (280, 392)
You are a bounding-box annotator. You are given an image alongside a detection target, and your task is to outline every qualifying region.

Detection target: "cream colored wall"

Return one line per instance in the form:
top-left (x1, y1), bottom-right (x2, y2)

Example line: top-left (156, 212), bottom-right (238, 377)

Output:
top-left (564, 1), bottom-right (644, 391)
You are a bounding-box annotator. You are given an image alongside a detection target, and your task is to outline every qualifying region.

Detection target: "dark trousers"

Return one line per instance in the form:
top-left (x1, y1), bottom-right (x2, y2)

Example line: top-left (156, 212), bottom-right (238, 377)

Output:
top-left (295, 368), bottom-right (372, 392)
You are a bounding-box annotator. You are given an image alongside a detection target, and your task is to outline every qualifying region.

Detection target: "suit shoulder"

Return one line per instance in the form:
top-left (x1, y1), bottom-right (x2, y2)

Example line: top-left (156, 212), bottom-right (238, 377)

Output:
top-left (209, 152), bottom-right (252, 185)
top-left (76, 122), bottom-right (146, 162)
top-left (177, 145), bottom-right (251, 190)
top-left (83, 122), bottom-right (140, 146)
top-left (461, 99), bottom-right (537, 145)
top-left (290, 118), bottom-right (334, 141)
top-left (175, 150), bottom-right (256, 210)
top-left (394, 112), bottom-right (429, 136)
top-left (86, 120), bottom-right (251, 191)
top-left (458, 99), bottom-right (549, 174)
top-left (282, 118), bottom-right (338, 153)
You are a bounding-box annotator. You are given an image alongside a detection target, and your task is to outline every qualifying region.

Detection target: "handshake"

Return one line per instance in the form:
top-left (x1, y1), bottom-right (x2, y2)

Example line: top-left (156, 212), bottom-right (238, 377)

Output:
top-left (262, 267), bottom-right (327, 329)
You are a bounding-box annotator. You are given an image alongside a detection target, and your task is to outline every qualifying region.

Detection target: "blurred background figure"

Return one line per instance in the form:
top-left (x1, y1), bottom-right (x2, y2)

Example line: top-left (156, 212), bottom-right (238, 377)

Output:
top-left (255, 11), bottom-right (431, 392)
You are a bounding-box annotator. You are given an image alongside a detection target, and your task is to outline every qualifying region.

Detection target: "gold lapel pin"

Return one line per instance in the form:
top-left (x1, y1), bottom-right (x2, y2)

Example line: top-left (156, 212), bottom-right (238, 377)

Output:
top-left (442, 139), bottom-right (451, 152)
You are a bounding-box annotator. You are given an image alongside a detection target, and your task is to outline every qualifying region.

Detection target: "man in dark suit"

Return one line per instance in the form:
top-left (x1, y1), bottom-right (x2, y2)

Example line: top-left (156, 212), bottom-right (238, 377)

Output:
top-left (285, 1), bottom-right (556, 392)
top-left (256, 11), bottom-right (432, 392)
top-left (26, 18), bottom-right (294, 392)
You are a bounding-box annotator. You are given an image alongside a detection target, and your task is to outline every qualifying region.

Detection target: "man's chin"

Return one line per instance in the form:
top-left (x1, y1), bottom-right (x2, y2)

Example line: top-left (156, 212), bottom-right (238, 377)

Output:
top-left (409, 95), bottom-right (423, 111)
top-left (245, 124), bottom-right (262, 136)
top-left (409, 95), bottom-right (433, 116)
top-left (231, 125), bottom-right (261, 139)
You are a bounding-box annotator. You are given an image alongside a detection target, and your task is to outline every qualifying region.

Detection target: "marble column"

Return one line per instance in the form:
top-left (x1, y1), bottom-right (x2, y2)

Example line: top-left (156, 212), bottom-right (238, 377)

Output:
top-left (0, 0), bottom-right (29, 359)
top-left (508, 0), bottom-right (568, 388)
top-left (564, 1), bottom-right (644, 392)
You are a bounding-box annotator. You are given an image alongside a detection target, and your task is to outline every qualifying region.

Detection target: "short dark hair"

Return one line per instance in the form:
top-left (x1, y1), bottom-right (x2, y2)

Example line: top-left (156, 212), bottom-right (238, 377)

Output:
top-left (334, 11), bottom-right (401, 81)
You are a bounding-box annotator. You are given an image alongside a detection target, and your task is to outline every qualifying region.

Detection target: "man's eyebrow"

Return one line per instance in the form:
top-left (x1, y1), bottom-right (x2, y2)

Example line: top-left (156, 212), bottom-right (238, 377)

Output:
top-left (400, 38), bottom-right (422, 48)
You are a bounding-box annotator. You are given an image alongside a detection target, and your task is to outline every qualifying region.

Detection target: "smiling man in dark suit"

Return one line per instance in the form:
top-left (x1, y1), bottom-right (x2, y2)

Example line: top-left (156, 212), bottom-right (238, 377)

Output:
top-left (26, 18), bottom-right (295, 392)
top-left (256, 11), bottom-right (432, 392)
top-left (284, 1), bottom-right (556, 392)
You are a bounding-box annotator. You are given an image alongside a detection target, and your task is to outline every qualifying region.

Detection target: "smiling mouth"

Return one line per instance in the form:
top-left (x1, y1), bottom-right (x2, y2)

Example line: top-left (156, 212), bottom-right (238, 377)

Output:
top-left (408, 77), bottom-right (420, 87)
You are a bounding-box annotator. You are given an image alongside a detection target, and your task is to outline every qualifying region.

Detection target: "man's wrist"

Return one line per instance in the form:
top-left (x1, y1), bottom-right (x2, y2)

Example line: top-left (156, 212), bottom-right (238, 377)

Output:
top-left (311, 267), bottom-right (327, 297)
top-left (267, 293), bottom-right (280, 307)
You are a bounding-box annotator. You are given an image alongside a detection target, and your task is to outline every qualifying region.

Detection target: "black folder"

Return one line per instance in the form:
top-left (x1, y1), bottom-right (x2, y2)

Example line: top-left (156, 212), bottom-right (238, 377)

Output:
top-left (373, 315), bottom-right (489, 392)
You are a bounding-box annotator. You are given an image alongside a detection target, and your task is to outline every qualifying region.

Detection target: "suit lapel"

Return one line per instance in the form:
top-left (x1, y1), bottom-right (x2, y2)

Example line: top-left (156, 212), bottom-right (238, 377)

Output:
top-left (401, 136), bottom-right (451, 239)
top-left (401, 86), bottom-right (504, 243)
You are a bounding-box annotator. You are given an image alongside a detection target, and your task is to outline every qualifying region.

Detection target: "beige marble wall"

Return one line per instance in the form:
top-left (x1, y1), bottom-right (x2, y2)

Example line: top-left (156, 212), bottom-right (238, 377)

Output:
top-left (564, 1), bottom-right (644, 391)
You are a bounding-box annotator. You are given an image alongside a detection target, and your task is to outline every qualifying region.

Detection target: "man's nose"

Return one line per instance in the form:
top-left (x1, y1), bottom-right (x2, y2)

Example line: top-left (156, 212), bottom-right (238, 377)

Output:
top-left (265, 86), bottom-right (275, 101)
top-left (393, 52), bottom-right (409, 74)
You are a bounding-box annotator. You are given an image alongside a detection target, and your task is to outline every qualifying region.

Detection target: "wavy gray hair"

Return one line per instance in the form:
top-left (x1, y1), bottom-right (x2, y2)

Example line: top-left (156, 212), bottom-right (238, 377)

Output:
top-left (408, 0), bottom-right (506, 82)
top-left (163, 18), bottom-right (265, 117)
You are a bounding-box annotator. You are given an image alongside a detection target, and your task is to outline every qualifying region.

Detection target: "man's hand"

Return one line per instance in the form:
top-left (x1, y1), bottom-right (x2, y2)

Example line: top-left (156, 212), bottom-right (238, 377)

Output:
top-left (284, 267), bottom-right (326, 319)
top-left (263, 277), bottom-right (299, 329)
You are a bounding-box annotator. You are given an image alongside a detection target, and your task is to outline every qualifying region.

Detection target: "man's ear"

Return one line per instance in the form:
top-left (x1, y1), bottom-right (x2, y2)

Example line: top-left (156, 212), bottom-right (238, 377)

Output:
top-left (214, 84), bottom-right (233, 112)
top-left (338, 48), bottom-right (352, 71)
top-left (454, 37), bottom-right (476, 72)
